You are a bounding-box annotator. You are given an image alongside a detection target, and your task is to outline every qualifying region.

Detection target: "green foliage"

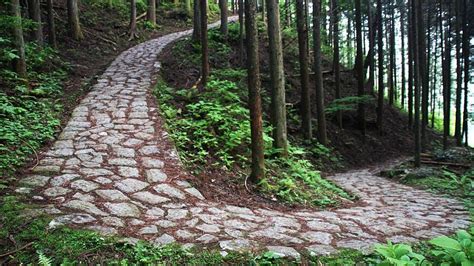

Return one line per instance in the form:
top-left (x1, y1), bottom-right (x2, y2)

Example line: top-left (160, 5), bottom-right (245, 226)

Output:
top-left (326, 95), bottom-right (375, 115)
top-left (374, 241), bottom-right (427, 266)
top-left (429, 229), bottom-right (474, 265)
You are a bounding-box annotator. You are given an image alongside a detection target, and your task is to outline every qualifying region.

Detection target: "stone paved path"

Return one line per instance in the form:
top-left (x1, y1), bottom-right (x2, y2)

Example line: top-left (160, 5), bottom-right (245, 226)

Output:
top-left (15, 19), bottom-right (470, 258)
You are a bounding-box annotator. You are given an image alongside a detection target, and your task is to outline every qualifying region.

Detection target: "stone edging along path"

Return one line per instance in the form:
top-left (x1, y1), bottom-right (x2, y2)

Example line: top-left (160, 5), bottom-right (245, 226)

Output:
top-left (15, 18), bottom-right (470, 258)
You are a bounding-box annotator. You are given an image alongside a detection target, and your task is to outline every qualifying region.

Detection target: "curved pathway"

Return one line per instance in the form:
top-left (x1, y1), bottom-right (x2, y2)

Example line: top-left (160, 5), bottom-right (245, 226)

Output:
top-left (16, 20), bottom-right (470, 258)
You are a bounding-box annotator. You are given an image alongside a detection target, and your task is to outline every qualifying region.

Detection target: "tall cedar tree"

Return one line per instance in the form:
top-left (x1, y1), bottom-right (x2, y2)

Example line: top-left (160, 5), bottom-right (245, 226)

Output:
top-left (148, 0), bottom-right (156, 26)
top-left (376, 0), bottom-right (383, 134)
top-left (442, 0), bottom-right (451, 150)
top-left (11, 0), bottom-right (27, 78)
top-left (28, 0), bottom-right (43, 45)
top-left (332, 0), bottom-right (342, 128)
top-left (67, 0), bottom-right (83, 40)
top-left (454, 0), bottom-right (462, 145)
top-left (419, 0), bottom-right (428, 151)
top-left (238, 0), bottom-right (244, 66)
top-left (200, 0), bottom-right (209, 86)
top-left (46, 0), bottom-right (57, 48)
top-left (462, 0), bottom-right (469, 146)
top-left (245, 0), bottom-right (265, 181)
top-left (266, 0), bottom-right (288, 155)
top-left (296, 0), bottom-right (312, 138)
top-left (400, 1), bottom-right (406, 109)
top-left (312, 0), bottom-right (328, 145)
top-left (193, 0), bottom-right (202, 42)
top-left (219, 0), bottom-right (228, 37)
top-left (414, 0), bottom-right (422, 166)
top-left (129, 0), bottom-right (138, 40)
top-left (407, 0), bottom-right (414, 127)
top-left (355, 0), bottom-right (365, 135)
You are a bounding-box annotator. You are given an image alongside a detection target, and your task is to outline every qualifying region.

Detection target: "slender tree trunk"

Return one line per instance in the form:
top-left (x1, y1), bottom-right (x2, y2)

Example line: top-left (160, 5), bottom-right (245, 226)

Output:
top-left (192, 0), bottom-right (202, 42)
top-left (462, 0), bottom-right (469, 146)
top-left (285, 0), bottom-right (291, 27)
top-left (419, 0), bottom-right (427, 151)
top-left (129, 0), bottom-right (138, 40)
top-left (246, 0), bottom-right (265, 181)
top-left (388, 2), bottom-right (395, 106)
top-left (312, 0), bottom-right (328, 145)
top-left (185, 0), bottom-right (192, 16)
top-left (366, 0), bottom-right (375, 96)
top-left (201, 0), bottom-right (209, 86)
top-left (400, 2), bottom-right (406, 109)
top-left (442, 1), bottom-right (451, 150)
top-left (67, 0), bottom-right (83, 40)
top-left (46, 0), bottom-right (56, 48)
top-left (296, 0), bottom-right (312, 138)
top-left (414, 0), bottom-right (421, 167)
top-left (238, 0), bottom-right (244, 66)
top-left (11, 0), bottom-right (27, 78)
top-left (231, 0), bottom-right (235, 13)
top-left (219, 0), bottom-right (228, 37)
top-left (332, 0), bottom-right (342, 128)
top-left (266, 0), bottom-right (288, 154)
top-left (28, 0), bottom-right (43, 45)
top-left (148, 0), bottom-right (157, 26)
top-left (408, 0), bottom-right (414, 127)
top-left (376, 0), bottom-right (383, 134)
top-left (260, 0), bottom-right (265, 21)
top-left (355, 0), bottom-right (365, 135)
top-left (454, 0), bottom-right (462, 146)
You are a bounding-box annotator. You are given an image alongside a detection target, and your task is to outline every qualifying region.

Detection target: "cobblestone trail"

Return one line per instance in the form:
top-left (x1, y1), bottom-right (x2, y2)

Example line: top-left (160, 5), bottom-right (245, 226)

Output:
top-left (16, 19), bottom-right (470, 258)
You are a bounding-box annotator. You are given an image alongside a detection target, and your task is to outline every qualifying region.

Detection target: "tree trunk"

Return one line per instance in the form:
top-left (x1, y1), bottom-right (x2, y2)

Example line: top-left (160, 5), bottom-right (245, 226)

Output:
top-left (312, 0), bottom-right (328, 145)
top-left (148, 0), bottom-right (156, 25)
top-left (414, 0), bottom-right (421, 167)
top-left (419, 0), bottom-right (428, 151)
top-left (245, 0), bottom-right (265, 181)
top-left (366, 0), bottom-right (375, 96)
top-left (462, 0), bottom-right (469, 146)
top-left (388, 2), bottom-right (395, 106)
top-left (219, 0), bottom-right (228, 37)
top-left (355, 0), bottom-right (365, 135)
top-left (238, 0), bottom-right (244, 66)
top-left (400, 2), bottom-right (406, 109)
top-left (201, 0), bottom-right (209, 86)
top-left (407, 0), bottom-right (414, 127)
top-left (231, 0), bottom-right (235, 13)
top-left (11, 0), bottom-right (27, 78)
top-left (185, 0), bottom-right (192, 16)
top-left (192, 0), bottom-right (201, 42)
top-left (442, 0), bottom-right (451, 150)
top-left (129, 0), bottom-right (138, 40)
top-left (46, 0), bottom-right (56, 48)
top-left (376, 0), bottom-right (383, 134)
top-left (296, 0), bottom-right (312, 138)
top-left (285, 0), bottom-right (291, 27)
top-left (67, 0), bottom-right (83, 40)
top-left (454, 0), bottom-right (462, 146)
top-left (266, 0), bottom-right (288, 154)
top-left (346, 12), bottom-right (352, 67)
top-left (332, 0), bottom-right (342, 128)
top-left (28, 0), bottom-right (43, 45)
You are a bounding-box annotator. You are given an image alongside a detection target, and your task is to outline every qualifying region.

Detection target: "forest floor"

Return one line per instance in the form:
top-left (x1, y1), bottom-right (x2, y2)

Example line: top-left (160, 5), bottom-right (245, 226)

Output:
top-left (2, 18), bottom-right (471, 264)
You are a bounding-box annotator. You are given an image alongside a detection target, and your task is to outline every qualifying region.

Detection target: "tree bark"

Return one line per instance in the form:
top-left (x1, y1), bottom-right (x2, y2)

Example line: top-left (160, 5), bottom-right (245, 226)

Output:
top-left (462, 0), bottom-right (469, 146)
top-left (332, 0), bottom-right (342, 128)
top-left (192, 0), bottom-right (202, 42)
top-left (46, 0), bottom-right (56, 48)
top-left (355, 0), bottom-right (365, 135)
top-left (414, 0), bottom-right (421, 167)
top-left (419, 0), bottom-right (428, 151)
top-left (201, 0), bottom-right (209, 86)
top-left (129, 0), bottom-right (138, 40)
top-left (246, 0), bottom-right (265, 181)
top-left (266, 0), bottom-right (288, 154)
top-left (296, 0), bottom-right (312, 138)
top-left (28, 0), bottom-right (43, 45)
top-left (67, 0), bottom-right (83, 40)
top-left (185, 0), bottom-right (192, 16)
top-left (238, 0), bottom-right (244, 66)
top-left (312, 0), bottom-right (328, 145)
top-left (376, 0), bottom-right (383, 134)
top-left (442, 0), bottom-right (451, 150)
top-left (11, 0), bottom-right (27, 78)
top-left (454, 0), bottom-right (462, 146)
top-left (400, 2), bottom-right (406, 109)
top-left (148, 0), bottom-right (157, 26)
top-left (388, 2), bottom-right (395, 106)
top-left (219, 0), bottom-right (228, 37)
top-left (407, 0), bottom-right (414, 127)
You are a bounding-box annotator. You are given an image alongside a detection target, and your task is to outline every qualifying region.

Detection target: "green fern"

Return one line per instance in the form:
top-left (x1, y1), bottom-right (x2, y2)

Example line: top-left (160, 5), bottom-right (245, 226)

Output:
top-left (37, 251), bottom-right (52, 266)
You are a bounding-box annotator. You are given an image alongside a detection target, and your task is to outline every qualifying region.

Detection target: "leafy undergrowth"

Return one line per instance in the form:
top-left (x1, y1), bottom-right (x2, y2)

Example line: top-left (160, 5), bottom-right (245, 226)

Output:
top-left (381, 147), bottom-right (474, 211)
top-left (155, 27), bottom-right (354, 208)
top-left (0, 40), bottom-right (66, 179)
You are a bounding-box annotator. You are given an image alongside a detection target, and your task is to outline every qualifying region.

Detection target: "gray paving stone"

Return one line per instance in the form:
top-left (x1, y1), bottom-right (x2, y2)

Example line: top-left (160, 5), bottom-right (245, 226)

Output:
top-left (196, 234), bottom-right (218, 243)
top-left (63, 200), bottom-right (107, 216)
top-left (20, 175), bottom-right (50, 187)
top-left (115, 178), bottom-right (149, 193)
top-left (154, 234), bottom-right (175, 245)
top-left (166, 209), bottom-right (189, 220)
top-left (118, 167), bottom-right (139, 178)
top-left (139, 225), bottom-right (158, 234)
top-left (146, 169), bottom-right (167, 183)
top-left (196, 223), bottom-right (220, 233)
top-left (105, 202), bottom-right (141, 217)
top-left (220, 239), bottom-right (253, 252)
top-left (132, 191), bottom-right (170, 204)
top-left (50, 174), bottom-right (79, 186)
top-left (266, 246), bottom-right (300, 259)
top-left (154, 184), bottom-right (185, 199)
top-left (70, 180), bottom-right (99, 192)
top-left (185, 187), bottom-right (205, 200)
top-left (96, 189), bottom-right (129, 201)
top-left (44, 187), bottom-right (71, 197)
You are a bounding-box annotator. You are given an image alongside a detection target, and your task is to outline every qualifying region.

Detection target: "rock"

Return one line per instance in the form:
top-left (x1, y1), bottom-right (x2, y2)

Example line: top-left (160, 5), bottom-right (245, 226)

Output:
top-left (185, 187), bottom-right (205, 200)
top-left (63, 200), bottom-right (107, 216)
top-left (146, 169), bottom-right (167, 183)
top-left (306, 244), bottom-right (337, 256)
top-left (104, 202), bottom-right (141, 217)
top-left (20, 175), bottom-right (50, 187)
top-left (140, 146), bottom-right (160, 155)
top-left (115, 178), bottom-right (149, 193)
top-left (142, 158), bottom-right (164, 168)
top-left (266, 246), bottom-right (300, 259)
top-left (132, 191), bottom-right (170, 204)
top-left (49, 213), bottom-right (96, 229)
top-left (96, 189), bottom-right (129, 201)
top-left (196, 223), bottom-right (220, 233)
top-left (50, 174), bottom-right (79, 186)
top-left (87, 225), bottom-right (118, 235)
top-left (306, 221), bottom-right (341, 232)
top-left (102, 216), bottom-right (125, 227)
top-left (44, 187), bottom-right (71, 197)
top-left (154, 234), bottom-right (175, 245)
top-left (166, 209), bottom-right (188, 220)
top-left (109, 158), bottom-right (137, 166)
top-left (153, 184), bottom-right (185, 199)
top-left (118, 167), bottom-right (139, 178)
top-left (176, 229), bottom-right (195, 239)
top-left (301, 231), bottom-right (333, 245)
top-left (70, 180), bottom-right (99, 192)
top-left (196, 234), bottom-right (218, 243)
top-left (225, 205), bottom-right (254, 215)
top-left (139, 225), bottom-right (158, 234)
top-left (220, 239), bottom-right (253, 252)
top-left (146, 207), bottom-right (165, 217)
